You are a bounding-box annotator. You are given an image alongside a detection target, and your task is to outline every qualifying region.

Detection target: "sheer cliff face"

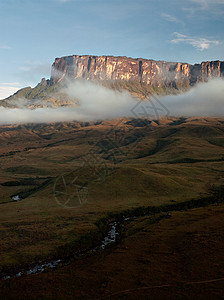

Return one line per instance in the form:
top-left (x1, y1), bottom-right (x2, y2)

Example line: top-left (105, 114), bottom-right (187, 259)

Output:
top-left (51, 55), bottom-right (224, 88)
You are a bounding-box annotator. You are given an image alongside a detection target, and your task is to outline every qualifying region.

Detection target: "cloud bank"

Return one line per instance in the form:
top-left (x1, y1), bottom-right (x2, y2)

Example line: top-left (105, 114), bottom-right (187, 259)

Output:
top-left (0, 81), bottom-right (140, 125)
top-left (161, 78), bottom-right (224, 117)
top-left (0, 78), bottom-right (223, 125)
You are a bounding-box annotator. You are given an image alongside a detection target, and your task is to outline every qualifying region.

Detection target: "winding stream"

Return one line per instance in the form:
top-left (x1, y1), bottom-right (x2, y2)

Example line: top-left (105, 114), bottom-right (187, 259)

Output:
top-left (2, 189), bottom-right (222, 281)
top-left (1, 221), bottom-right (119, 281)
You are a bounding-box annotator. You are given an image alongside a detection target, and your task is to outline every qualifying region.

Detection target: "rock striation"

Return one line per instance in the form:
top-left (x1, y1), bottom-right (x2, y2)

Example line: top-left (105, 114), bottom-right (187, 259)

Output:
top-left (51, 55), bottom-right (224, 88)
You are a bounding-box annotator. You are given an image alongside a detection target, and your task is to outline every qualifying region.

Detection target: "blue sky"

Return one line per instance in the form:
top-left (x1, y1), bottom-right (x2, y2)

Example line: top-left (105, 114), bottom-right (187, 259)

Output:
top-left (0, 0), bottom-right (224, 99)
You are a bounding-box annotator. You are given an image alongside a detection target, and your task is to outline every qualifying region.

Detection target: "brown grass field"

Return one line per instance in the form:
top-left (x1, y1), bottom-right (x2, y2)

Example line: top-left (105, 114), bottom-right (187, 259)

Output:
top-left (0, 116), bottom-right (224, 298)
top-left (1, 203), bottom-right (224, 299)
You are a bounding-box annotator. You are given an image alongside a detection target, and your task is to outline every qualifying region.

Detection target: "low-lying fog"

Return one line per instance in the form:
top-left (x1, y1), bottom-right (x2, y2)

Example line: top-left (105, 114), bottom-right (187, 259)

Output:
top-left (0, 78), bottom-right (223, 125)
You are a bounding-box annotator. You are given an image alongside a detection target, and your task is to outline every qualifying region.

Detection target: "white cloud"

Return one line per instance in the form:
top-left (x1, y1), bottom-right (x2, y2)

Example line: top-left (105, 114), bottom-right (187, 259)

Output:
top-left (171, 32), bottom-right (220, 51)
top-left (162, 78), bottom-right (224, 117)
top-left (183, 0), bottom-right (224, 15)
top-left (0, 86), bottom-right (20, 100)
top-left (0, 45), bottom-right (11, 49)
top-left (0, 82), bottom-right (20, 86)
top-left (191, 0), bottom-right (224, 6)
top-left (190, 0), bottom-right (209, 9)
top-left (161, 13), bottom-right (183, 24)
top-left (17, 62), bottom-right (51, 86)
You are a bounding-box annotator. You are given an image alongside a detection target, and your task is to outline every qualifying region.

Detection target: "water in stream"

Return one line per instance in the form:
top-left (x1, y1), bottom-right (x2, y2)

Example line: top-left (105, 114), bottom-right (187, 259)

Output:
top-left (11, 195), bottom-right (22, 201)
top-left (1, 221), bottom-right (119, 281)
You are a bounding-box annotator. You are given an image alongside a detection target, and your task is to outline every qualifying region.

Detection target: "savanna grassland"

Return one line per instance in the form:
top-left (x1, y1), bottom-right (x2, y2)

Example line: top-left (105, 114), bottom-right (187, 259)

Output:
top-left (0, 116), bottom-right (224, 298)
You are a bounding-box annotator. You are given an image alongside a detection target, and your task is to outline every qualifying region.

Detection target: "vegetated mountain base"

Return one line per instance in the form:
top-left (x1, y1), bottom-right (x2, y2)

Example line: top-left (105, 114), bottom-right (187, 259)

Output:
top-left (0, 116), bottom-right (224, 298)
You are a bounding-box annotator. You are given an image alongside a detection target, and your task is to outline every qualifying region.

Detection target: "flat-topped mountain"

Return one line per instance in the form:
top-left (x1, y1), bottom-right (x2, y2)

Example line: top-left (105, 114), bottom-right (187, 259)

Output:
top-left (51, 55), bottom-right (224, 88)
top-left (1, 55), bottom-right (224, 108)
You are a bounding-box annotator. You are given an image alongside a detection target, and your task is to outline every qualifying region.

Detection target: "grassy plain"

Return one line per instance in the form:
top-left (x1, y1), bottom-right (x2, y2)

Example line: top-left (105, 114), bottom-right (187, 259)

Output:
top-left (0, 116), bottom-right (224, 275)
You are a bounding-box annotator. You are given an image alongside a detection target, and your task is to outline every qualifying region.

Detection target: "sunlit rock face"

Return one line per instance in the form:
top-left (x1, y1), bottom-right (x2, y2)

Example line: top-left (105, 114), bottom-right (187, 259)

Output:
top-left (51, 55), bottom-right (224, 88)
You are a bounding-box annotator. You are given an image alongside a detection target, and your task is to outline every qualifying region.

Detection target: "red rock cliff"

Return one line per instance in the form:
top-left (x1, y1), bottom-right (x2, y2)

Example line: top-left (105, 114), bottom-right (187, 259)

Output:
top-left (50, 55), bottom-right (224, 88)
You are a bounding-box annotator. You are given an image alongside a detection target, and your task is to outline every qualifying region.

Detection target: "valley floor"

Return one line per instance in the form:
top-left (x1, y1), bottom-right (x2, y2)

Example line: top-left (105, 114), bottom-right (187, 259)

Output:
top-left (1, 117), bottom-right (224, 299)
top-left (1, 203), bottom-right (224, 299)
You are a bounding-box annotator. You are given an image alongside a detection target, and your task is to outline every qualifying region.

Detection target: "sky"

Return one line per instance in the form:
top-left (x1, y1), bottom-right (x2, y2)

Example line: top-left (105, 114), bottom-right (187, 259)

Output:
top-left (0, 0), bottom-right (224, 99)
